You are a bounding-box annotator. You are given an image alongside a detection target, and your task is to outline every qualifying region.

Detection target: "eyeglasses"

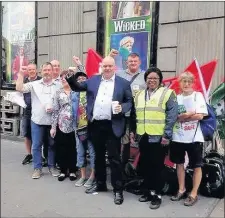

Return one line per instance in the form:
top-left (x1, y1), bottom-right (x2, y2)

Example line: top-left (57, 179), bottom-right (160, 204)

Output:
top-left (147, 77), bottom-right (160, 81)
top-left (181, 80), bottom-right (193, 84)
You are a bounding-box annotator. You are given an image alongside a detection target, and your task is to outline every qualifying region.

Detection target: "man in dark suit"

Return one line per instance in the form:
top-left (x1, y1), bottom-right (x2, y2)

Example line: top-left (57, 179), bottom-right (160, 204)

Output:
top-left (66, 56), bottom-right (133, 205)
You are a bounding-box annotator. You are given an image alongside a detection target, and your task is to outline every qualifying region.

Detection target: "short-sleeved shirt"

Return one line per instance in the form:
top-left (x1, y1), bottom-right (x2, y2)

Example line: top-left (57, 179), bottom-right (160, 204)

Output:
top-left (116, 69), bottom-right (146, 117)
top-left (23, 76), bottom-right (42, 117)
top-left (172, 91), bottom-right (208, 143)
top-left (22, 79), bottom-right (62, 125)
top-left (116, 69), bottom-right (146, 95)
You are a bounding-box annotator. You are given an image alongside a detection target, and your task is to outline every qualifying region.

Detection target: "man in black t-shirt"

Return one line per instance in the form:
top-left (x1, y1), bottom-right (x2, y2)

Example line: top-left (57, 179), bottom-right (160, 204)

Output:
top-left (21, 63), bottom-right (41, 165)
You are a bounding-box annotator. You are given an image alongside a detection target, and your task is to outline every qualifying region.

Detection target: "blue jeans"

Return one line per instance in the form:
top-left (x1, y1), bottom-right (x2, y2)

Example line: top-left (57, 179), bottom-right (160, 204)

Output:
top-left (76, 136), bottom-right (95, 169)
top-left (31, 121), bottom-right (55, 169)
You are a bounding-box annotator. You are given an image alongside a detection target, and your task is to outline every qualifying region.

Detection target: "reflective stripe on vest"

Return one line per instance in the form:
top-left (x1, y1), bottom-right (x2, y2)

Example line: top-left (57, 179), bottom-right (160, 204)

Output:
top-left (135, 87), bottom-right (173, 136)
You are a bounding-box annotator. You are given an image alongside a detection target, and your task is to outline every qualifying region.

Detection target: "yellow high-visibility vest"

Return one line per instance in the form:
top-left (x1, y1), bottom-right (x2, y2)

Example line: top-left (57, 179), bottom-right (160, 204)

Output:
top-left (135, 87), bottom-right (174, 136)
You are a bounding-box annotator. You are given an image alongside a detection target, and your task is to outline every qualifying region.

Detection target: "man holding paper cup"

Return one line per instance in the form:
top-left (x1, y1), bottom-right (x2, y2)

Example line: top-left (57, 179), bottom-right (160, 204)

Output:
top-left (66, 56), bottom-right (132, 205)
top-left (16, 62), bottom-right (61, 179)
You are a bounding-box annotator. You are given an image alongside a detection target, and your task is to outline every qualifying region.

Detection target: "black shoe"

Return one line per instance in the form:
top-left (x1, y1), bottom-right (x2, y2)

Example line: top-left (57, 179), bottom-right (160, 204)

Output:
top-left (139, 193), bottom-right (152, 202)
top-left (85, 184), bottom-right (108, 194)
top-left (114, 192), bottom-right (124, 205)
top-left (149, 195), bottom-right (162, 210)
top-left (58, 173), bottom-right (66, 182)
top-left (69, 173), bottom-right (77, 181)
top-left (42, 157), bottom-right (48, 167)
top-left (22, 154), bottom-right (32, 165)
top-left (56, 163), bottom-right (60, 170)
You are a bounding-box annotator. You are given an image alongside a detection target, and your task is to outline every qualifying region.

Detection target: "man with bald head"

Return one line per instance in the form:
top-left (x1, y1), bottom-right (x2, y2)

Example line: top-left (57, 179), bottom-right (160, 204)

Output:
top-left (50, 60), bottom-right (61, 82)
top-left (66, 56), bottom-right (132, 205)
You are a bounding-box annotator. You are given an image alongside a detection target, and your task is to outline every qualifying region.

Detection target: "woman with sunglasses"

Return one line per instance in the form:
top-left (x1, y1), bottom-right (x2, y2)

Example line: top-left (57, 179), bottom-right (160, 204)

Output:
top-left (50, 70), bottom-right (79, 181)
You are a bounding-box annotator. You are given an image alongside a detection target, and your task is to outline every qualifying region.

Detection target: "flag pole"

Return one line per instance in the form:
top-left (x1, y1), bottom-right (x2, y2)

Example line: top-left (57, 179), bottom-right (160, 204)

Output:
top-left (194, 58), bottom-right (208, 103)
top-left (206, 59), bottom-right (218, 99)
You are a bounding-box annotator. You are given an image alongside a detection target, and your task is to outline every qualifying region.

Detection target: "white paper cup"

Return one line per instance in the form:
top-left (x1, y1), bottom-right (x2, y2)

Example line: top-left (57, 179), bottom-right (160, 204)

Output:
top-left (112, 101), bottom-right (119, 114)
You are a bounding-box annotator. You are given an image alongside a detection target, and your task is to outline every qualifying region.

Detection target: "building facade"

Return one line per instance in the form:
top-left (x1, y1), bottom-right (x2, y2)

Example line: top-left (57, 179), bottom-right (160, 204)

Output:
top-left (37, 1), bottom-right (224, 91)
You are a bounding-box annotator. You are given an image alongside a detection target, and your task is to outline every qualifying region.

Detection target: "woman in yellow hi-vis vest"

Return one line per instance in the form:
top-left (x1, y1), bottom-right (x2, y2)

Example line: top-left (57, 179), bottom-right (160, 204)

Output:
top-left (130, 67), bottom-right (178, 210)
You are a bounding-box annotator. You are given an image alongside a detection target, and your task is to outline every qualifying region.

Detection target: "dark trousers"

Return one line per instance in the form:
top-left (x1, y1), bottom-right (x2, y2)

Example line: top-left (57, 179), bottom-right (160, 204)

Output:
top-left (121, 118), bottom-right (131, 168)
top-left (121, 143), bottom-right (130, 168)
top-left (139, 134), bottom-right (167, 195)
top-left (89, 120), bottom-right (123, 193)
top-left (55, 128), bottom-right (77, 174)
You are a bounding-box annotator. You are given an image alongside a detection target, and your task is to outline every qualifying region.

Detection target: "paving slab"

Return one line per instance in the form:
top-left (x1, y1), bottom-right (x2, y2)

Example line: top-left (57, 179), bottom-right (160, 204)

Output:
top-left (1, 139), bottom-right (222, 217)
top-left (209, 199), bottom-right (224, 218)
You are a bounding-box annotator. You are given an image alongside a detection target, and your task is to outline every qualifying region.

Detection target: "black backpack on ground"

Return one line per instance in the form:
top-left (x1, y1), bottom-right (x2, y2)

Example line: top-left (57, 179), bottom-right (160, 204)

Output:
top-left (124, 178), bottom-right (144, 195)
top-left (200, 150), bottom-right (225, 199)
top-left (161, 166), bottom-right (193, 196)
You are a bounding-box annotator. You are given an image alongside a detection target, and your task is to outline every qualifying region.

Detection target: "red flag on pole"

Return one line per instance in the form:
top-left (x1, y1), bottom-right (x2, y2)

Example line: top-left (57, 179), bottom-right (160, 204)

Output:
top-left (200, 60), bottom-right (217, 96)
top-left (186, 59), bottom-right (207, 98)
top-left (163, 60), bottom-right (200, 94)
top-left (85, 48), bottom-right (103, 78)
top-left (163, 77), bottom-right (177, 86)
top-left (166, 59), bottom-right (217, 98)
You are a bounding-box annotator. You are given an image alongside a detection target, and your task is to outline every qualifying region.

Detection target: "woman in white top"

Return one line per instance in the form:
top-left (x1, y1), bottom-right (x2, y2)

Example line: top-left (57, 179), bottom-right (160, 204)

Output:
top-left (170, 72), bottom-right (208, 206)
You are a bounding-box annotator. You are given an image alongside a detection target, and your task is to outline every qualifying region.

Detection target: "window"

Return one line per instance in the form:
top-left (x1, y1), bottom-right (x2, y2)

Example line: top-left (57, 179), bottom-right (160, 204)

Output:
top-left (1, 2), bottom-right (36, 89)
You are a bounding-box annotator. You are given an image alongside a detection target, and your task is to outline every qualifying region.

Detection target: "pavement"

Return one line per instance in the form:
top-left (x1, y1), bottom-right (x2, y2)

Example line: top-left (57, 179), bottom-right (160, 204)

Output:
top-left (1, 137), bottom-right (224, 217)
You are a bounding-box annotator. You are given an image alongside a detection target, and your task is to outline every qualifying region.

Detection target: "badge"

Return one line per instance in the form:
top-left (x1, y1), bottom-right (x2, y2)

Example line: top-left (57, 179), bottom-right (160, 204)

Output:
top-left (133, 84), bottom-right (139, 91)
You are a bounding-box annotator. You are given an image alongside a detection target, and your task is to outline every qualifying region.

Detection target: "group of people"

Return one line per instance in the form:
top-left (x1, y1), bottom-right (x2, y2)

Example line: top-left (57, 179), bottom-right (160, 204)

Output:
top-left (16, 50), bottom-right (208, 209)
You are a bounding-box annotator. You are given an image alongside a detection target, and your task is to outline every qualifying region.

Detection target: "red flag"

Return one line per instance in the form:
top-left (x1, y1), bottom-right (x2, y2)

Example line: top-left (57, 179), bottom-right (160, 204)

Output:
top-left (169, 79), bottom-right (180, 94)
top-left (164, 60), bottom-right (199, 94)
top-left (200, 60), bottom-right (217, 95)
top-left (164, 155), bottom-right (176, 168)
top-left (163, 77), bottom-right (177, 85)
top-left (184, 60), bottom-right (206, 95)
top-left (163, 59), bottom-right (217, 98)
top-left (85, 48), bottom-right (102, 78)
top-left (163, 76), bottom-right (180, 94)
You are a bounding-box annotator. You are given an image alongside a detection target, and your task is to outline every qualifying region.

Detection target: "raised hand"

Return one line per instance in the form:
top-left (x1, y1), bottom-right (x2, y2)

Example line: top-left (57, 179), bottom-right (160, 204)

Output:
top-left (109, 49), bottom-right (119, 58)
top-left (19, 66), bottom-right (27, 76)
top-left (72, 56), bottom-right (82, 66)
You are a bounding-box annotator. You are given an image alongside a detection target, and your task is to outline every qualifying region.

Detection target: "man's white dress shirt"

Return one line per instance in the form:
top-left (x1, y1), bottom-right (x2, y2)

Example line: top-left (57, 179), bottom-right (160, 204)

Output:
top-left (93, 74), bottom-right (115, 121)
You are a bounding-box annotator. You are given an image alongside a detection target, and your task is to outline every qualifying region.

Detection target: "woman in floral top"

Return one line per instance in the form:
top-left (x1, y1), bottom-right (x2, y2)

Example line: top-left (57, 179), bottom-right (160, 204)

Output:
top-left (51, 70), bottom-right (79, 182)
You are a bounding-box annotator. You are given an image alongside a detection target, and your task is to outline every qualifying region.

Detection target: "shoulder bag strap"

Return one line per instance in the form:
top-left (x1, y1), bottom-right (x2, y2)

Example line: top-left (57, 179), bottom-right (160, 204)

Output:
top-left (130, 73), bottom-right (140, 85)
top-left (193, 92), bottom-right (199, 143)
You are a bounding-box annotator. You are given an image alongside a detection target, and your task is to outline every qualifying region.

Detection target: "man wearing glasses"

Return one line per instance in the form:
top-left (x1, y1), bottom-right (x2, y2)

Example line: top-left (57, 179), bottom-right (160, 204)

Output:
top-left (16, 62), bottom-right (61, 179)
